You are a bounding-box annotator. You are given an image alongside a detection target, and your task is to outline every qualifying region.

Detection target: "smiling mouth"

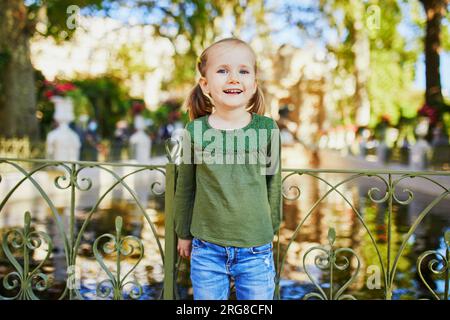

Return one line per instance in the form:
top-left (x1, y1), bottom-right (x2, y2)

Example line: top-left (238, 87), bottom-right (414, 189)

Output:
top-left (223, 89), bottom-right (243, 95)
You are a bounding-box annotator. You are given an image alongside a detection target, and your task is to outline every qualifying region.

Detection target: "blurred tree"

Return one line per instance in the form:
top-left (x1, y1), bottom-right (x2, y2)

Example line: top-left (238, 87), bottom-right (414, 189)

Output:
top-left (73, 76), bottom-right (131, 138)
top-left (0, 0), bottom-right (102, 140)
top-left (418, 0), bottom-right (449, 106)
top-left (0, 0), bottom-right (266, 140)
top-left (282, 1), bottom-right (421, 128)
top-left (410, 0), bottom-right (450, 138)
top-left (108, 43), bottom-right (156, 83)
top-left (0, 1), bottom-right (39, 139)
top-left (134, 0), bottom-right (267, 89)
top-left (35, 70), bottom-right (93, 138)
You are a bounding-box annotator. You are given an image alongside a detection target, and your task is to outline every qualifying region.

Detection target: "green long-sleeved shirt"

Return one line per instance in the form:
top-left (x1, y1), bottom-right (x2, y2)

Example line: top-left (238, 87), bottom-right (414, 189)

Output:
top-left (173, 112), bottom-right (282, 247)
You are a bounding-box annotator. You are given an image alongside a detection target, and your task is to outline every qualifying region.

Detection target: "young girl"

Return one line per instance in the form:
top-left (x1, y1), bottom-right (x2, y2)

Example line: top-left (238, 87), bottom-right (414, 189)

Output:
top-left (173, 38), bottom-right (282, 300)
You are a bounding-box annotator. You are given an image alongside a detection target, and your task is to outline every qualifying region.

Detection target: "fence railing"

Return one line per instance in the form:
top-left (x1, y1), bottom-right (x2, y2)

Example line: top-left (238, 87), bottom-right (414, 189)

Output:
top-left (0, 154), bottom-right (449, 300)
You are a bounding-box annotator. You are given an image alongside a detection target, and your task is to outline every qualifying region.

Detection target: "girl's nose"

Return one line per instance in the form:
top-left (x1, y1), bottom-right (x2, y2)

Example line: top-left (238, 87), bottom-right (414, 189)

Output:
top-left (228, 71), bottom-right (240, 83)
top-left (228, 77), bottom-right (239, 84)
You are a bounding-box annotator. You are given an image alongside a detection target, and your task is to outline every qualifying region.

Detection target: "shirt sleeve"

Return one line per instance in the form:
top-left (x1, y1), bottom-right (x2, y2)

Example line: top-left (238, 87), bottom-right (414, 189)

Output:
top-left (266, 120), bottom-right (283, 235)
top-left (173, 125), bottom-right (196, 240)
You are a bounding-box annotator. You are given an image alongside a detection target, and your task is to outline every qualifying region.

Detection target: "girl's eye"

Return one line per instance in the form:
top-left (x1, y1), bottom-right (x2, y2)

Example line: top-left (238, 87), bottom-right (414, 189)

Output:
top-left (216, 69), bottom-right (250, 74)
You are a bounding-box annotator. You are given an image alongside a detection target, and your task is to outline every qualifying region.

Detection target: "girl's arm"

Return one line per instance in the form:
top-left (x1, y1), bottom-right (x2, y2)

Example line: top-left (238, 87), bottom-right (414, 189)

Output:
top-left (266, 120), bottom-right (283, 235)
top-left (174, 125), bottom-right (196, 240)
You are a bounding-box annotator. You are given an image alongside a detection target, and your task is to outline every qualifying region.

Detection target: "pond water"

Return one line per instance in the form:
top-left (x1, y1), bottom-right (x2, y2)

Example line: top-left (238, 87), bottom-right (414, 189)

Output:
top-left (0, 164), bottom-right (449, 300)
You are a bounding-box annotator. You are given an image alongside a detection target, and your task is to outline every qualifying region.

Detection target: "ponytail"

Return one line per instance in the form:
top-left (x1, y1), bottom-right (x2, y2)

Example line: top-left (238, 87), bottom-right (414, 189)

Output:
top-left (183, 84), bottom-right (213, 121)
top-left (246, 85), bottom-right (265, 115)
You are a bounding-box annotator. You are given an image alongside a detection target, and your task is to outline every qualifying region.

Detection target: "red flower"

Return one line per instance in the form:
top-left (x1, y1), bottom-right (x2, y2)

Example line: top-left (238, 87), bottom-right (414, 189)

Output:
top-left (56, 83), bottom-right (76, 92)
top-left (43, 80), bottom-right (77, 101)
top-left (44, 90), bottom-right (54, 99)
top-left (132, 102), bottom-right (145, 115)
top-left (418, 104), bottom-right (440, 125)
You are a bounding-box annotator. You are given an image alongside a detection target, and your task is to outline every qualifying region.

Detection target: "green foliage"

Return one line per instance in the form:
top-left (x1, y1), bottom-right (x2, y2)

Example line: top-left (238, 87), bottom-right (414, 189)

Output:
top-left (108, 43), bottom-right (156, 81)
top-left (368, 50), bottom-right (419, 127)
top-left (20, 0), bottom-right (267, 137)
top-left (442, 6), bottom-right (450, 51)
top-left (443, 110), bottom-right (450, 137)
top-left (37, 74), bottom-right (129, 141)
top-left (26, 0), bottom-right (104, 42)
top-left (147, 99), bottom-right (188, 131)
top-left (166, 52), bottom-right (198, 89)
top-left (147, 0), bottom-right (265, 89)
top-left (66, 88), bottom-right (94, 119)
top-left (73, 75), bottom-right (132, 138)
top-left (313, 0), bottom-right (422, 127)
top-left (35, 70), bottom-right (94, 137)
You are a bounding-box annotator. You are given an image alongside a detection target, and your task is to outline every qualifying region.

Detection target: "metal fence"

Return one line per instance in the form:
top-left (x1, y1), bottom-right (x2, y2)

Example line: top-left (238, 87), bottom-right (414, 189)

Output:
top-left (0, 153), bottom-right (448, 300)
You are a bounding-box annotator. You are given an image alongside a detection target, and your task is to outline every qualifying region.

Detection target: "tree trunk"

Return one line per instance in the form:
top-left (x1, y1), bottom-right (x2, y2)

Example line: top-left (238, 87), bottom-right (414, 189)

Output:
top-left (420, 0), bottom-right (447, 106)
top-left (0, 0), bottom-right (38, 139)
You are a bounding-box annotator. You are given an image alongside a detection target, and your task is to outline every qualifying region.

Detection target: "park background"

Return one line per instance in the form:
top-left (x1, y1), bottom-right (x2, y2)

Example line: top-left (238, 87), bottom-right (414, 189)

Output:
top-left (0, 0), bottom-right (449, 300)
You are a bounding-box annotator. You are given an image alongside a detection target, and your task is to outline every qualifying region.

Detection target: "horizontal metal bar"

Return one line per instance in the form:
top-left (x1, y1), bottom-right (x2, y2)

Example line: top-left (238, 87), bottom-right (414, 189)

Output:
top-left (2, 158), bottom-right (448, 176)
top-left (0, 157), bottom-right (166, 169)
top-left (281, 168), bottom-right (450, 176)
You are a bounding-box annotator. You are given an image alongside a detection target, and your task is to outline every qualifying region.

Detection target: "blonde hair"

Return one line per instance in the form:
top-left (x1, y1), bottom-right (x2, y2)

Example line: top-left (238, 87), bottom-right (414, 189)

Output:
top-left (183, 38), bottom-right (265, 120)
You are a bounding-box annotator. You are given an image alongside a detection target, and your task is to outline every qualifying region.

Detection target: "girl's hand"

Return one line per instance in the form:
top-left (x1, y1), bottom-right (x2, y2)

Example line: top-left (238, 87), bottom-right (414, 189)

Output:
top-left (177, 238), bottom-right (192, 259)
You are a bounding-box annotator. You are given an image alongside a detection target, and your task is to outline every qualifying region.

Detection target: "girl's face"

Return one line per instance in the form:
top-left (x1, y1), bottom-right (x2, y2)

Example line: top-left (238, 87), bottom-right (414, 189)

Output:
top-left (199, 43), bottom-right (257, 111)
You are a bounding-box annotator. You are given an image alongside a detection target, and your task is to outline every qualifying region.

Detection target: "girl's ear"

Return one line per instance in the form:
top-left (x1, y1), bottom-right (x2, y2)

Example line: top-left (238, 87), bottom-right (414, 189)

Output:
top-left (198, 77), bottom-right (209, 95)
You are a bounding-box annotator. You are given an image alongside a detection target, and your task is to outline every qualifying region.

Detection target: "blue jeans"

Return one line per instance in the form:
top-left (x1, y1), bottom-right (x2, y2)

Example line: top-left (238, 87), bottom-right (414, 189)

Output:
top-left (190, 237), bottom-right (276, 300)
